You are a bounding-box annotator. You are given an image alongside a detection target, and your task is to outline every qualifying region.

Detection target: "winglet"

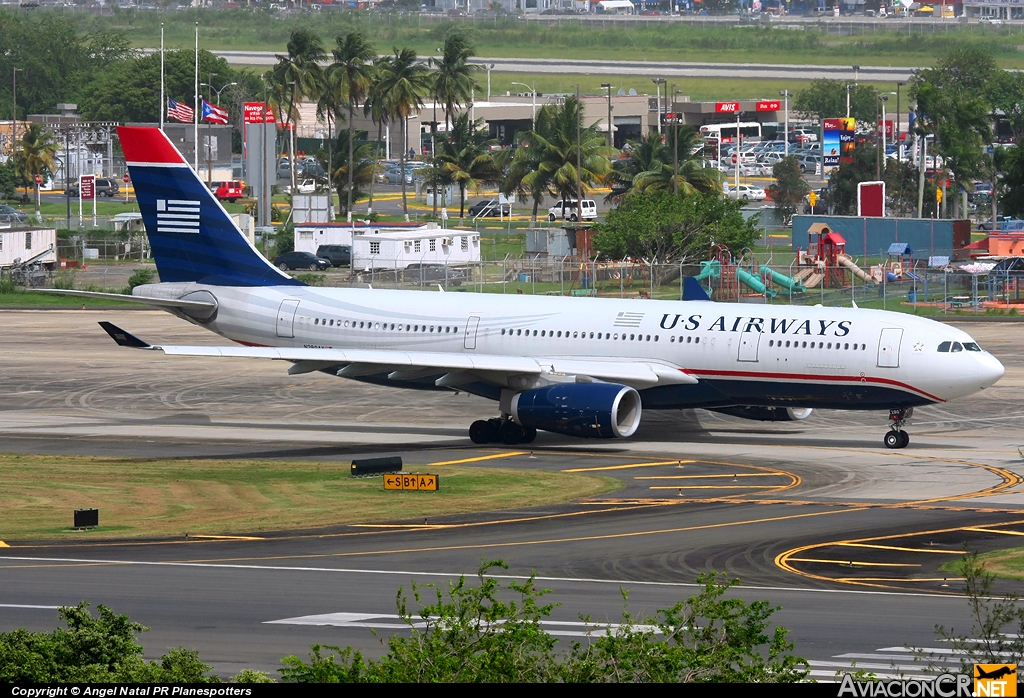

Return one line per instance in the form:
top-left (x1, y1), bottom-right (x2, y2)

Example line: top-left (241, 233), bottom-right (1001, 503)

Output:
top-left (682, 277), bottom-right (712, 301)
top-left (98, 322), bottom-right (152, 349)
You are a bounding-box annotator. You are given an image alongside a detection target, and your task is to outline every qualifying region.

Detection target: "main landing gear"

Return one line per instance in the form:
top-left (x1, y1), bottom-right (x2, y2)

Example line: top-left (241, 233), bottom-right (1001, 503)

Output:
top-left (469, 418), bottom-right (537, 445)
top-left (884, 407), bottom-right (912, 449)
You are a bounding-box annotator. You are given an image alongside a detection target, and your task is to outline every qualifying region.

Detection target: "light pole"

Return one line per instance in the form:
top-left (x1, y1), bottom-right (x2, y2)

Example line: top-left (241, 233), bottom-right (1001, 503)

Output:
top-left (11, 67), bottom-right (22, 157)
top-left (845, 83), bottom-right (854, 119)
top-left (487, 63), bottom-right (495, 100)
top-left (511, 81), bottom-right (536, 131)
top-left (601, 83), bottom-right (613, 148)
top-left (200, 76), bottom-right (236, 187)
top-left (877, 94), bottom-right (888, 181)
top-left (852, 64), bottom-right (860, 85)
top-left (780, 89), bottom-right (790, 158)
top-left (895, 81), bottom-right (905, 153)
top-left (652, 77), bottom-right (665, 136)
top-left (918, 133), bottom-right (933, 219)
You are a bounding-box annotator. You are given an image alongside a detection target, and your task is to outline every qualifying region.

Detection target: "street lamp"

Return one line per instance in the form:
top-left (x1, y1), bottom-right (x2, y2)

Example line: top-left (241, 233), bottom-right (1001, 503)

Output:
top-left (852, 64), bottom-right (860, 85)
top-left (918, 133), bottom-right (934, 218)
top-left (601, 83), bottom-right (613, 148)
top-left (652, 77), bottom-right (666, 135)
top-left (199, 77), bottom-right (237, 186)
top-left (487, 63), bottom-right (495, 100)
top-left (845, 83), bottom-right (854, 119)
top-left (511, 81), bottom-right (536, 131)
top-left (895, 81), bottom-right (905, 153)
top-left (877, 94), bottom-right (888, 180)
top-left (201, 79), bottom-right (237, 106)
top-left (780, 89), bottom-right (791, 158)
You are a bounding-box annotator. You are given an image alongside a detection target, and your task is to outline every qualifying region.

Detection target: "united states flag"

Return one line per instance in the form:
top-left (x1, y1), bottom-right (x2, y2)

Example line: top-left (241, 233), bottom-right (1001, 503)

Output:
top-left (202, 99), bottom-right (229, 125)
top-left (167, 98), bottom-right (194, 123)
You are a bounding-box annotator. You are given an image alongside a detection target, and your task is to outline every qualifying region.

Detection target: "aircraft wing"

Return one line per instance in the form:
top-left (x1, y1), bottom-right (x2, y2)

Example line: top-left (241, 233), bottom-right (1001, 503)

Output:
top-left (98, 322), bottom-right (696, 388)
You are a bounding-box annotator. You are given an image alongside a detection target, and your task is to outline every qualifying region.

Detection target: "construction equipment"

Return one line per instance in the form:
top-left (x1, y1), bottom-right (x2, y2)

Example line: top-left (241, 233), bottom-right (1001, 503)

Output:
top-left (6, 245), bottom-right (55, 288)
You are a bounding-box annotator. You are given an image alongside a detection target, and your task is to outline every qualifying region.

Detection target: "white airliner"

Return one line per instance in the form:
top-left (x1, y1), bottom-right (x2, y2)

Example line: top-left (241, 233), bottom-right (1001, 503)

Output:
top-left (50, 127), bottom-right (1005, 449)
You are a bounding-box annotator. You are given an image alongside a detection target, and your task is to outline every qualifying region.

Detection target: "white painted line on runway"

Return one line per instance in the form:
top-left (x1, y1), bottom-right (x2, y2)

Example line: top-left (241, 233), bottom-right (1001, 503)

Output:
top-left (0, 555), bottom-right (969, 600)
top-left (0, 604), bottom-right (62, 609)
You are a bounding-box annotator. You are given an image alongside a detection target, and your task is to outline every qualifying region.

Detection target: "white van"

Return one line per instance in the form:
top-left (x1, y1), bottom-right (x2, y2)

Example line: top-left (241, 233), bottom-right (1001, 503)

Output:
top-left (548, 199), bottom-right (597, 223)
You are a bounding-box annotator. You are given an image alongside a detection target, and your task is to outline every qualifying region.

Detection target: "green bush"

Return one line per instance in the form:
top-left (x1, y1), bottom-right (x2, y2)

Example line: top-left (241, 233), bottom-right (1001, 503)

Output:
top-left (124, 268), bottom-right (156, 294)
top-left (53, 270), bottom-right (76, 290)
top-left (294, 273), bottom-right (326, 286)
top-left (0, 276), bottom-right (19, 295)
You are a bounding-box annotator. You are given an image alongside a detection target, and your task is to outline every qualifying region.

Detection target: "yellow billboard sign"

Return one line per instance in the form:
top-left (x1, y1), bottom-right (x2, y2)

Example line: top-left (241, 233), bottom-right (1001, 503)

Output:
top-left (975, 664), bottom-right (1017, 697)
top-left (383, 473), bottom-right (439, 492)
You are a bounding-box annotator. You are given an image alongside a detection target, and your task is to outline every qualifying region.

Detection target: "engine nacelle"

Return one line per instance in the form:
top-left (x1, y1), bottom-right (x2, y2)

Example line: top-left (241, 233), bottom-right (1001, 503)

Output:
top-left (710, 406), bottom-right (814, 422)
top-left (510, 383), bottom-right (642, 439)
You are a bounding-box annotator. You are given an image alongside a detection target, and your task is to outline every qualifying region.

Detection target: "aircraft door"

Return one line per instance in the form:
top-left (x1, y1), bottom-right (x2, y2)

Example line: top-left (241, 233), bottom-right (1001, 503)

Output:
top-left (276, 299), bottom-right (300, 338)
top-left (464, 316), bottom-right (481, 350)
top-left (876, 327), bottom-right (903, 368)
top-left (737, 331), bottom-right (761, 362)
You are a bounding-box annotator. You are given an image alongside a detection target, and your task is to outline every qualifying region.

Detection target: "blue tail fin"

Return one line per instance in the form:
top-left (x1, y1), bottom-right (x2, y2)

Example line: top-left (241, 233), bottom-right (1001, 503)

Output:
top-left (683, 276), bottom-right (712, 301)
top-left (119, 126), bottom-right (301, 287)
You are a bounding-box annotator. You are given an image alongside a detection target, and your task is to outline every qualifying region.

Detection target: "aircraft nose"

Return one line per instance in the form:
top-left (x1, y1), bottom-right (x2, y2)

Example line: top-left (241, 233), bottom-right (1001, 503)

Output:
top-left (978, 352), bottom-right (1005, 389)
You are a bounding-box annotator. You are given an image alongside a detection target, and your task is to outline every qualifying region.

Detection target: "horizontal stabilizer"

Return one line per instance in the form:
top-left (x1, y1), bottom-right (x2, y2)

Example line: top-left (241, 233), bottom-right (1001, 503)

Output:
top-left (33, 289), bottom-right (216, 311)
top-left (98, 321), bottom-right (151, 349)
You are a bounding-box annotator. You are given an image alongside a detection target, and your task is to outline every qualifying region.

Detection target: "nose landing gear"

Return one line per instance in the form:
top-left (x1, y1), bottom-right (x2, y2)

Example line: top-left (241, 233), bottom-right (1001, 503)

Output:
top-left (469, 417), bottom-right (537, 445)
top-left (884, 407), bottom-right (912, 449)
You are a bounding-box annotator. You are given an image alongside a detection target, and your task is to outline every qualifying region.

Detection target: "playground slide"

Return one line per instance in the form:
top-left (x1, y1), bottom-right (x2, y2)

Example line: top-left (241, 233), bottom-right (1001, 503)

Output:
top-left (736, 267), bottom-right (778, 299)
top-left (694, 259), bottom-right (720, 296)
top-left (793, 268), bottom-right (823, 288)
top-left (837, 254), bottom-right (874, 284)
top-left (760, 264), bottom-right (806, 294)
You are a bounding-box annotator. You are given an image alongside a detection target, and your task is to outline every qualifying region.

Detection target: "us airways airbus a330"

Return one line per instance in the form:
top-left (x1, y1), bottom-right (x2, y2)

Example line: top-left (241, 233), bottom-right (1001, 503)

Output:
top-left (48, 127), bottom-right (1005, 449)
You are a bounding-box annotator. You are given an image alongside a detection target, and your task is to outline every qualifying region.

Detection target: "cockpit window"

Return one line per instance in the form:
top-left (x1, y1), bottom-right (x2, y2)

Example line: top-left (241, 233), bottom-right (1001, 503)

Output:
top-left (964, 342), bottom-right (981, 352)
top-left (950, 342), bottom-right (963, 352)
top-left (937, 341), bottom-right (951, 352)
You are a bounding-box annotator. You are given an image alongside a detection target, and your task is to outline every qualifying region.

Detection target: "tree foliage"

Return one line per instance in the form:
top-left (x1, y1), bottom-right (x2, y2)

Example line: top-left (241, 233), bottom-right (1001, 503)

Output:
top-left (592, 190), bottom-right (759, 263)
top-left (280, 561), bottom-right (808, 683)
top-left (794, 80), bottom-right (879, 124)
top-left (768, 156), bottom-right (809, 225)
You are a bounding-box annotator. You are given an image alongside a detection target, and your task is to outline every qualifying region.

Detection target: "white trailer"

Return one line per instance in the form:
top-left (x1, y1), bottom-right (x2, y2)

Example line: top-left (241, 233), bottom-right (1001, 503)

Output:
top-left (352, 225), bottom-right (481, 271)
top-left (0, 226), bottom-right (58, 269)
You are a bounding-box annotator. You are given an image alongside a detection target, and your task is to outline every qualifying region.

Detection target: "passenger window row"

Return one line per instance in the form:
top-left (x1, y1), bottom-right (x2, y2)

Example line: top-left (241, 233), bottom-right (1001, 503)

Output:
top-left (310, 317), bottom-right (459, 334)
top-left (937, 341), bottom-right (981, 352)
top-left (670, 336), bottom-right (702, 345)
top-left (768, 339), bottom-right (867, 351)
top-left (500, 329), bottom-right (660, 342)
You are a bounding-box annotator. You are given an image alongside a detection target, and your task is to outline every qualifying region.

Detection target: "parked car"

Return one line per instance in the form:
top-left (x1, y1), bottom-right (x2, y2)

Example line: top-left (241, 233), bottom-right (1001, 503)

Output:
top-left (468, 199), bottom-right (511, 218)
top-left (0, 204), bottom-right (28, 224)
top-left (316, 244), bottom-right (351, 267)
top-left (65, 178), bottom-right (120, 197)
top-left (295, 179), bottom-right (317, 194)
top-left (730, 184), bottom-right (767, 201)
top-left (273, 251), bottom-right (331, 271)
top-left (403, 263), bottom-right (466, 286)
top-left (547, 199), bottom-right (597, 222)
top-left (978, 216), bottom-right (1021, 232)
top-left (212, 180), bottom-right (245, 202)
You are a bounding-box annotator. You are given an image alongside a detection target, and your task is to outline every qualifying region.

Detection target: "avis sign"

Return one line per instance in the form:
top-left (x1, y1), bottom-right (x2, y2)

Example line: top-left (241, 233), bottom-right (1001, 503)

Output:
top-left (383, 473), bottom-right (439, 492)
top-left (715, 101), bottom-right (740, 113)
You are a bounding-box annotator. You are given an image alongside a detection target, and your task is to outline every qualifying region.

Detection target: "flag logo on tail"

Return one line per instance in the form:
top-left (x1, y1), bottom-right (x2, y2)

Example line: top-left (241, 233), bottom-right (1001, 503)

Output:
top-left (167, 98), bottom-right (194, 123)
top-left (202, 100), bottom-right (229, 125)
top-left (156, 199), bottom-right (201, 234)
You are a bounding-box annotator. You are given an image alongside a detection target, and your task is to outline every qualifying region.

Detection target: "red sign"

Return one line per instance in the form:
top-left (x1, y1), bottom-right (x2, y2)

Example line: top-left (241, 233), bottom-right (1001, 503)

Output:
top-left (123, 173), bottom-right (130, 183)
top-left (877, 119), bottom-right (894, 138)
top-left (756, 100), bottom-right (781, 112)
top-left (858, 181), bottom-right (885, 217)
top-left (34, 174), bottom-right (42, 184)
top-left (243, 102), bottom-right (275, 124)
top-left (715, 101), bottom-right (741, 113)
top-left (80, 175), bottom-right (95, 201)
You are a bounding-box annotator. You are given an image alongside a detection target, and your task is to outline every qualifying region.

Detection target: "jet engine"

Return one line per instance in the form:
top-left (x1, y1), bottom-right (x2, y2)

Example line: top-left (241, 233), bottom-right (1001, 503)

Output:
top-left (709, 406), bottom-right (814, 422)
top-left (510, 383), bottom-right (642, 438)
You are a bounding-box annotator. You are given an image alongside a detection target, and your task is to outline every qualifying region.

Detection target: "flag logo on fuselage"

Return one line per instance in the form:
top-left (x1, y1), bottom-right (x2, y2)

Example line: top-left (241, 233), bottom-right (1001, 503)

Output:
top-left (156, 199), bottom-right (201, 234)
top-left (614, 311), bottom-right (645, 327)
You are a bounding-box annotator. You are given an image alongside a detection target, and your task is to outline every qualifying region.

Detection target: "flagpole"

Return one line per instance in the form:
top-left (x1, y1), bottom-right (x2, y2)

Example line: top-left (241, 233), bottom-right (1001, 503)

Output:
top-left (193, 21), bottom-right (199, 173)
top-left (159, 23), bottom-right (164, 132)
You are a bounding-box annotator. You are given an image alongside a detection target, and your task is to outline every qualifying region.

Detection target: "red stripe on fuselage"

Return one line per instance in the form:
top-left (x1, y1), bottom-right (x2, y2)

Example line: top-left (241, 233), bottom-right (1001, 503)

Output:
top-left (687, 368), bottom-right (945, 403)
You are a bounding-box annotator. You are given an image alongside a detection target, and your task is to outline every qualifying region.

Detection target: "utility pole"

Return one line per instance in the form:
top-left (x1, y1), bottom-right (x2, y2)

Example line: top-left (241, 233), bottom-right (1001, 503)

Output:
top-left (652, 78), bottom-right (665, 136)
top-left (846, 83), bottom-right (853, 119)
top-left (780, 90), bottom-right (790, 158)
top-left (576, 85), bottom-right (582, 225)
top-left (12, 67), bottom-right (22, 158)
top-left (601, 83), bottom-right (613, 148)
top-left (671, 85), bottom-right (679, 196)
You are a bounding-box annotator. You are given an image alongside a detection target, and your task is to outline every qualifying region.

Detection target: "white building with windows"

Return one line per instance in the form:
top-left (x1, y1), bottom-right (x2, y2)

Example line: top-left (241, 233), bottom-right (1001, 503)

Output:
top-left (352, 225), bottom-right (481, 271)
top-left (0, 226), bottom-right (57, 269)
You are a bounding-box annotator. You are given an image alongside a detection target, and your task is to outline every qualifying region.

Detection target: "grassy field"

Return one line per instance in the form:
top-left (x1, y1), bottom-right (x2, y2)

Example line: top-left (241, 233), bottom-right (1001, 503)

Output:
top-left (96, 10), bottom-right (1024, 69)
top-left (941, 547), bottom-right (1024, 581)
top-left (0, 453), bottom-right (620, 541)
top-left (0, 290), bottom-right (138, 307)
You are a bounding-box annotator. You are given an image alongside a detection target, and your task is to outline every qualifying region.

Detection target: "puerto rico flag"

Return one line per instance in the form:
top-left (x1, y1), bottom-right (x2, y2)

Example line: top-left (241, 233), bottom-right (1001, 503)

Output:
top-left (167, 98), bottom-right (194, 123)
top-left (201, 99), bottom-right (229, 125)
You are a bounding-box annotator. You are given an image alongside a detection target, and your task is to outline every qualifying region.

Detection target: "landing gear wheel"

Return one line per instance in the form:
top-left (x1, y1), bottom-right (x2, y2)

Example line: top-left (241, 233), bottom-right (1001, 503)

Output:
top-left (500, 420), bottom-right (525, 445)
top-left (469, 420), bottom-right (491, 444)
top-left (898, 431), bottom-right (910, 449)
top-left (521, 427), bottom-right (537, 444)
top-left (886, 407), bottom-right (912, 449)
top-left (884, 431), bottom-right (901, 449)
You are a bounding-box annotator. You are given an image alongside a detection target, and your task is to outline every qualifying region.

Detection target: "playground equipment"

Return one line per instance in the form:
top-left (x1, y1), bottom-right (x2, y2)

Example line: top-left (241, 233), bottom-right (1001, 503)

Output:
top-left (760, 264), bottom-right (806, 294)
top-left (695, 258), bottom-right (720, 297)
top-left (796, 222), bottom-right (875, 289)
top-left (736, 266), bottom-right (777, 298)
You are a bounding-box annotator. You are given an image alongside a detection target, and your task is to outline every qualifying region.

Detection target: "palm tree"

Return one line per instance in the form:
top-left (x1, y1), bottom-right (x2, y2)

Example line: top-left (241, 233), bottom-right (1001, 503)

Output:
top-left (631, 127), bottom-right (721, 197)
top-left (436, 113), bottom-right (497, 223)
top-left (362, 57), bottom-right (391, 217)
top-left (327, 129), bottom-right (374, 218)
top-left (269, 29), bottom-right (326, 195)
top-left (315, 68), bottom-right (346, 220)
top-left (605, 130), bottom-right (667, 203)
top-left (526, 96), bottom-right (616, 212)
top-left (374, 48), bottom-right (432, 217)
top-left (15, 124), bottom-right (58, 218)
top-left (331, 31), bottom-right (376, 220)
top-left (431, 31), bottom-right (479, 135)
